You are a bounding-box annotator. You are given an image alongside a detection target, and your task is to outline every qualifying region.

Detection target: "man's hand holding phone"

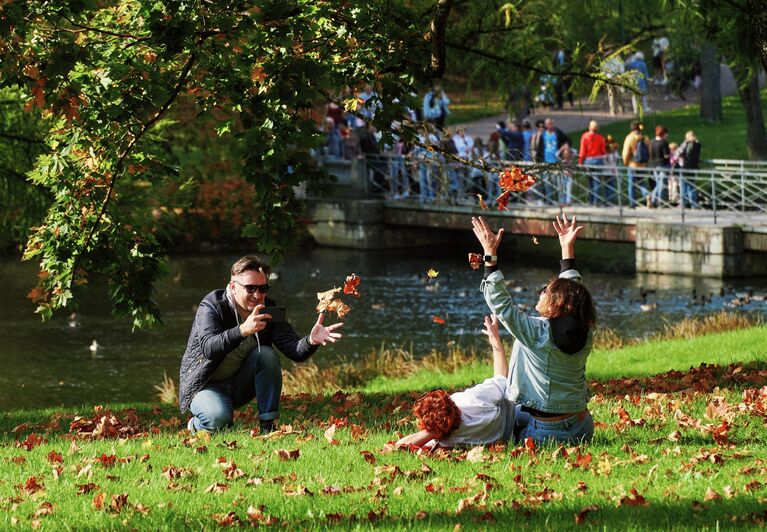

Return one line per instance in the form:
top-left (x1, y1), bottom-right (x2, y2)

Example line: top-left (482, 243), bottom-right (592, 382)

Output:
top-left (240, 304), bottom-right (272, 337)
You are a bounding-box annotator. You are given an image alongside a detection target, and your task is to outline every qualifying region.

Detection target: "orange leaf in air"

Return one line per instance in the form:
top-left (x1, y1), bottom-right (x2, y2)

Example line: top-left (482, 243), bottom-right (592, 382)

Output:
top-left (496, 190), bottom-right (510, 211)
top-left (468, 253), bottom-right (482, 270)
top-left (343, 273), bottom-right (361, 297)
top-left (473, 194), bottom-right (487, 210)
top-left (432, 315), bottom-right (446, 325)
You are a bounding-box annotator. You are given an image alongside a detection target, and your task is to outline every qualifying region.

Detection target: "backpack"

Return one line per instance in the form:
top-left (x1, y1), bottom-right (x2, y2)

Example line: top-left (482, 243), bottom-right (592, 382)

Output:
top-left (633, 135), bottom-right (649, 163)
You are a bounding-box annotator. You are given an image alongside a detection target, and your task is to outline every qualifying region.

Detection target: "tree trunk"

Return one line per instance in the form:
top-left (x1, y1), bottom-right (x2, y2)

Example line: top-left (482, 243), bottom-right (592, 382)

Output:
top-left (737, 71), bottom-right (767, 160)
top-left (699, 44), bottom-right (722, 122)
top-left (747, 0), bottom-right (767, 74)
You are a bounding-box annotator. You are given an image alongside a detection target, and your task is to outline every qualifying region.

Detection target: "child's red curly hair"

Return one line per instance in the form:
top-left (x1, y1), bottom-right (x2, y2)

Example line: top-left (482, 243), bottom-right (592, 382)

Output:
top-left (413, 389), bottom-right (461, 439)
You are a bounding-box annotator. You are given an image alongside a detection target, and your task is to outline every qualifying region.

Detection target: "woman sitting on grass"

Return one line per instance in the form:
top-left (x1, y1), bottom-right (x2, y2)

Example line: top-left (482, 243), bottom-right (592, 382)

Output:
top-left (472, 213), bottom-right (596, 445)
top-left (395, 314), bottom-right (514, 448)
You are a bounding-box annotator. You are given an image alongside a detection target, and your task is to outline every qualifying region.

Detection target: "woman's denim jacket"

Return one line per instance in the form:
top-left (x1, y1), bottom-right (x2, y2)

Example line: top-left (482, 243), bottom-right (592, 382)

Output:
top-left (479, 262), bottom-right (592, 414)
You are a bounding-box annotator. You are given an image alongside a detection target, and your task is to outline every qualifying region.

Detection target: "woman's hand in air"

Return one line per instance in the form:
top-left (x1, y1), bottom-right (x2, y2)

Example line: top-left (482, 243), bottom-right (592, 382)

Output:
top-left (481, 314), bottom-right (503, 353)
top-left (553, 213), bottom-right (583, 258)
top-left (471, 216), bottom-right (504, 256)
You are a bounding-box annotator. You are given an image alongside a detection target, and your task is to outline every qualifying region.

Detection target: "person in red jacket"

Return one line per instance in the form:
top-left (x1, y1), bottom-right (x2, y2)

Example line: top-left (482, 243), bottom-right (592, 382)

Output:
top-left (578, 120), bottom-right (607, 205)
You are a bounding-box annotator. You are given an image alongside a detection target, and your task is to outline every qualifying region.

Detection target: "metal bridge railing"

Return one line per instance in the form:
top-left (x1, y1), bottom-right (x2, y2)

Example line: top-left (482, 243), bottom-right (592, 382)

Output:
top-left (353, 153), bottom-right (767, 223)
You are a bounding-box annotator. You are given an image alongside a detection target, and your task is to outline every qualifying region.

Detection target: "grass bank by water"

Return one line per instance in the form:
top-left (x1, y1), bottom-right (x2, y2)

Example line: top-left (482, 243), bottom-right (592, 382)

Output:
top-left (1, 326), bottom-right (766, 529)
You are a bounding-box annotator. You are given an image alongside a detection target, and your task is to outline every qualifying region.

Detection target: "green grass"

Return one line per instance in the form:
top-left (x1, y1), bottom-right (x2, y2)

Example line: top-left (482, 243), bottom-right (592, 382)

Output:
top-left (575, 94), bottom-right (767, 161)
top-left (445, 97), bottom-right (504, 127)
top-left (2, 327), bottom-right (767, 529)
top-left (363, 325), bottom-right (767, 394)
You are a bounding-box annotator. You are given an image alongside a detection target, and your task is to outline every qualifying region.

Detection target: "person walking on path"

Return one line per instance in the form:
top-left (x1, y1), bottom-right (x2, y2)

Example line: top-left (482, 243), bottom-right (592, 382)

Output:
top-left (622, 121), bottom-right (651, 207)
top-left (472, 214), bottom-right (597, 445)
top-left (578, 120), bottom-right (607, 205)
top-left (624, 51), bottom-right (651, 114)
top-left (180, 255), bottom-right (344, 434)
top-left (676, 130), bottom-right (702, 208)
top-left (649, 125), bottom-right (671, 207)
top-left (535, 118), bottom-right (571, 204)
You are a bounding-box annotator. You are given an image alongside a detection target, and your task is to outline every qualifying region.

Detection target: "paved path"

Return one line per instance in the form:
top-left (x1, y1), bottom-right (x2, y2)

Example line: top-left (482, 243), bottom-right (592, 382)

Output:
top-left (452, 65), bottom-right (740, 140)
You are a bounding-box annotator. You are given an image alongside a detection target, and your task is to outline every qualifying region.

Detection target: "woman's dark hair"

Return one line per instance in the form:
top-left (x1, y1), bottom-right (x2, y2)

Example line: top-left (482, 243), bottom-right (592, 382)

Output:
top-left (543, 278), bottom-right (596, 328)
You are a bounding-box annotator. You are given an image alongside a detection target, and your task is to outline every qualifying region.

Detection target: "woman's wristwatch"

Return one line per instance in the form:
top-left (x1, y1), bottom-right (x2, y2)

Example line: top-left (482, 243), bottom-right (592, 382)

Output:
top-left (484, 254), bottom-right (497, 265)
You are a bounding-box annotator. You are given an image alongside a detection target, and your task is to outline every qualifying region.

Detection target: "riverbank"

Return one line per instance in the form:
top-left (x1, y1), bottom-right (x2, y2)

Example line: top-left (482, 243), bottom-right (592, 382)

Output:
top-left (2, 326), bottom-right (766, 529)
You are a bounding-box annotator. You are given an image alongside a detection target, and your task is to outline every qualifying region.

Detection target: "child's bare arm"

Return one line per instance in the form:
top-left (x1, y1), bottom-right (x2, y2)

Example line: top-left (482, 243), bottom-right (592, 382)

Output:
top-left (395, 429), bottom-right (436, 448)
top-left (482, 315), bottom-right (507, 376)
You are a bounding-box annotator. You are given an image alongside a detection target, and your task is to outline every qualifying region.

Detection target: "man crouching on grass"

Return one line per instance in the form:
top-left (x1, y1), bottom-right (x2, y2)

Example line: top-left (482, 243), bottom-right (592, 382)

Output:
top-left (179, 254), bottom-right (343, 435)
top-left (396, 315), bottom-right (513, 449)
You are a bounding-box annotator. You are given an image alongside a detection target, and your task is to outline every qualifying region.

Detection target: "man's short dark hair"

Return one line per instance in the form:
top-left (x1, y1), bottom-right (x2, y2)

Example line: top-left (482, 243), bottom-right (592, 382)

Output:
top-left (231, 254), bottom-right (271, 278)
top-left (535, 119), bottom-right (545, 128)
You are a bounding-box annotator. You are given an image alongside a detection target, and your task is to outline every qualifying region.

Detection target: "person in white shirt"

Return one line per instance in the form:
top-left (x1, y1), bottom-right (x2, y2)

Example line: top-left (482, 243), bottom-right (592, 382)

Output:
top-left (395, 315), bottom-right (513, 448)
top-left (452, 127), bottom-right (474, 159)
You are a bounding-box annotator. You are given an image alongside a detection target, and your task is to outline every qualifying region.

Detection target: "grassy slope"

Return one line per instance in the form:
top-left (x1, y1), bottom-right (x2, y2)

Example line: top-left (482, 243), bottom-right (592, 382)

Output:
top-left (573, 94), bottom-right (767, 161)
top-left (363, 325), bottom-right (767, 394)
top-left (1, 327), bottom-right (766, 530)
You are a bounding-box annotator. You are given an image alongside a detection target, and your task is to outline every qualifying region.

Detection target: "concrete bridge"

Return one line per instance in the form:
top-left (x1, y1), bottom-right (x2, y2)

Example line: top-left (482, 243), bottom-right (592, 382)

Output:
top-left (302, 157), bottom-right (767, 278)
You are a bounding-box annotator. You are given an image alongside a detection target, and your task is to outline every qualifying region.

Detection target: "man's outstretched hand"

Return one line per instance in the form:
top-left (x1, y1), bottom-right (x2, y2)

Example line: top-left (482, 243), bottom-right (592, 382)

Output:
top-left (309, 312), bottom-right (344, 346)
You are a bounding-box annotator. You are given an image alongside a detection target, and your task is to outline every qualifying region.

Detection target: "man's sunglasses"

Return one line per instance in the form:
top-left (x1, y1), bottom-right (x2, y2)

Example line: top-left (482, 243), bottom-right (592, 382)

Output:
top-left (233, 280), bottom-right (271, 294)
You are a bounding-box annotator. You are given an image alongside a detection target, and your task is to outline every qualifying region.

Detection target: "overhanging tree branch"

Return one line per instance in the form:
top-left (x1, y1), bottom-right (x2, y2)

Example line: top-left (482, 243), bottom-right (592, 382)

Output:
top-left (428, 0), bottom-right (454, 80)
top-left (70, 52), bottom-right (198, 280)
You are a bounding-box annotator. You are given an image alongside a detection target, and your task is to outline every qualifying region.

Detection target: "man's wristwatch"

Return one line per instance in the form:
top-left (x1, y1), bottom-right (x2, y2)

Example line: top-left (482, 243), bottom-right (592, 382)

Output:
top-left (483, 254), bottom-right (497, 263)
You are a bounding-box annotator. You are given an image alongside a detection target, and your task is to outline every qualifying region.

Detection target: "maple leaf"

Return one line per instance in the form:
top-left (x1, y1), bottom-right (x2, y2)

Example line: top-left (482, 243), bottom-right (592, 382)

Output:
top-left (496, 190), bottom-right (511, 211)
top-left (704, 487), bottom-right (721, 501)
top-left (92, 492), bottom-right (105, 510)
top-left (359, 450), bottom-right (377, 464)
top-left (20, 476), bottom-right (44, 495)
top-left (432, 315), bottom-right (446, 325)
top-left (47, 451), bottom-right (63, 463)
top-left (426, 268), bottom-right (439, 280)
top-left (283, 485), bottom-right (313, 496)
top-left (343, 273), bottom-right (361, 296)
top-left (468, 253), bottom-right (482, 270)
top-left (619, 488), bottom-right (649, 507)
top-left (247, 506), bottom-right (279, 526)
top-left (323, 424), bottom-right (339, 445)
top-left (76, 483), bottom-right (98, 495)
top-left (574, 451), bottom-right (593, 469)
top-left (316, 298), bottom-right (351, 318)
top-left (214, 511), bottom-right (242, 526)
top-left (275, 449), bottom-right (300, 461)
top-left (466, 446), bottom-right (485, 463)
top-left (110, 493), bottom-right (129, 514)
top-left (472, 194), bottom-right (488, 210)
top-left (498, 167), bottom-right (537, 192)
top-left (204, 482), bottom-right (229, 493)
top-left (251, 66), bottom-right (267, 83)
top-left (575, 505), bottom-right (599, 525)
top-left (317, 287), bottom-right (341, 301)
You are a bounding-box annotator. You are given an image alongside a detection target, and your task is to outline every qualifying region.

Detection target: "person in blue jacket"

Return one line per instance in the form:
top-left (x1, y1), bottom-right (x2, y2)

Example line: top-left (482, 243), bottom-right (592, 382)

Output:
top-left (471, 214), bottom-right (597, 444)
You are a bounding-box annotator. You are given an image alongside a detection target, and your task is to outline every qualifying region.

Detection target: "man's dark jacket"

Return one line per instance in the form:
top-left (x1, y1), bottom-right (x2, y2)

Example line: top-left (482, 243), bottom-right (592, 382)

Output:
top-left (179, 289), bottom-right (317, 412)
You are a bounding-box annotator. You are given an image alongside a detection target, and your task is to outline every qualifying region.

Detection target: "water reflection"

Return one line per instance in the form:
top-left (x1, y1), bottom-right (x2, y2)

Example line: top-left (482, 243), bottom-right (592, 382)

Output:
top-left (1, 245), bottom-right (765, 410)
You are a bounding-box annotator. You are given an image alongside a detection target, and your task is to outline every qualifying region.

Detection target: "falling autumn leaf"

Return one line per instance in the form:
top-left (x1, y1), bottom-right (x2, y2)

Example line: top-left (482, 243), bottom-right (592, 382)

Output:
top-left (471, 193), bottom-right (488, 210)
top-left (468, 253), bottom-right (482, 270)
top-left (432, 315), bottom-right (446, 325)
top-left (532, 236), bottom-right (539, 245)
top-left (426, 268), bottom-right (439, 281)
top-left (317, 287), bottom-right (341, 301)
top-left (343, 273), bottom-right (361, 297)
top-left (496, 190), bottom-right (510, 211)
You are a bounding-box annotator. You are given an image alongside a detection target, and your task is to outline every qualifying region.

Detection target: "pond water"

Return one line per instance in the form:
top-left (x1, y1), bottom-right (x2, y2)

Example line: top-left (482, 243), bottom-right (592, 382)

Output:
top-left (1, 241), bottom-right (766, 410)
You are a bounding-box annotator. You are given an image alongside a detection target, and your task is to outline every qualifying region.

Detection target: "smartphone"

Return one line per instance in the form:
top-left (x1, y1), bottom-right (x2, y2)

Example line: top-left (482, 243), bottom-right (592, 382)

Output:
top-left (260, 306), bottom-right (287, 322)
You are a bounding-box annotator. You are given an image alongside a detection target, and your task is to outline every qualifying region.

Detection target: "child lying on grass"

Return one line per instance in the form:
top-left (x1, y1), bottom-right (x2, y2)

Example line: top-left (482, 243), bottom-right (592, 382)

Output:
top-left (395, 315), bottom-right (514, 449)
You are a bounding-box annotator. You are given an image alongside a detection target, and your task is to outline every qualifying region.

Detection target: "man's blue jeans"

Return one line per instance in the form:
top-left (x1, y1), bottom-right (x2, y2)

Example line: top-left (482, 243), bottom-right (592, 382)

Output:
top-left (583, 157), bottom-right (603, 205)
top-left (627, 166), bottom-right (648, 206)
top-left (189, 346), bottom-right (281, 432)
